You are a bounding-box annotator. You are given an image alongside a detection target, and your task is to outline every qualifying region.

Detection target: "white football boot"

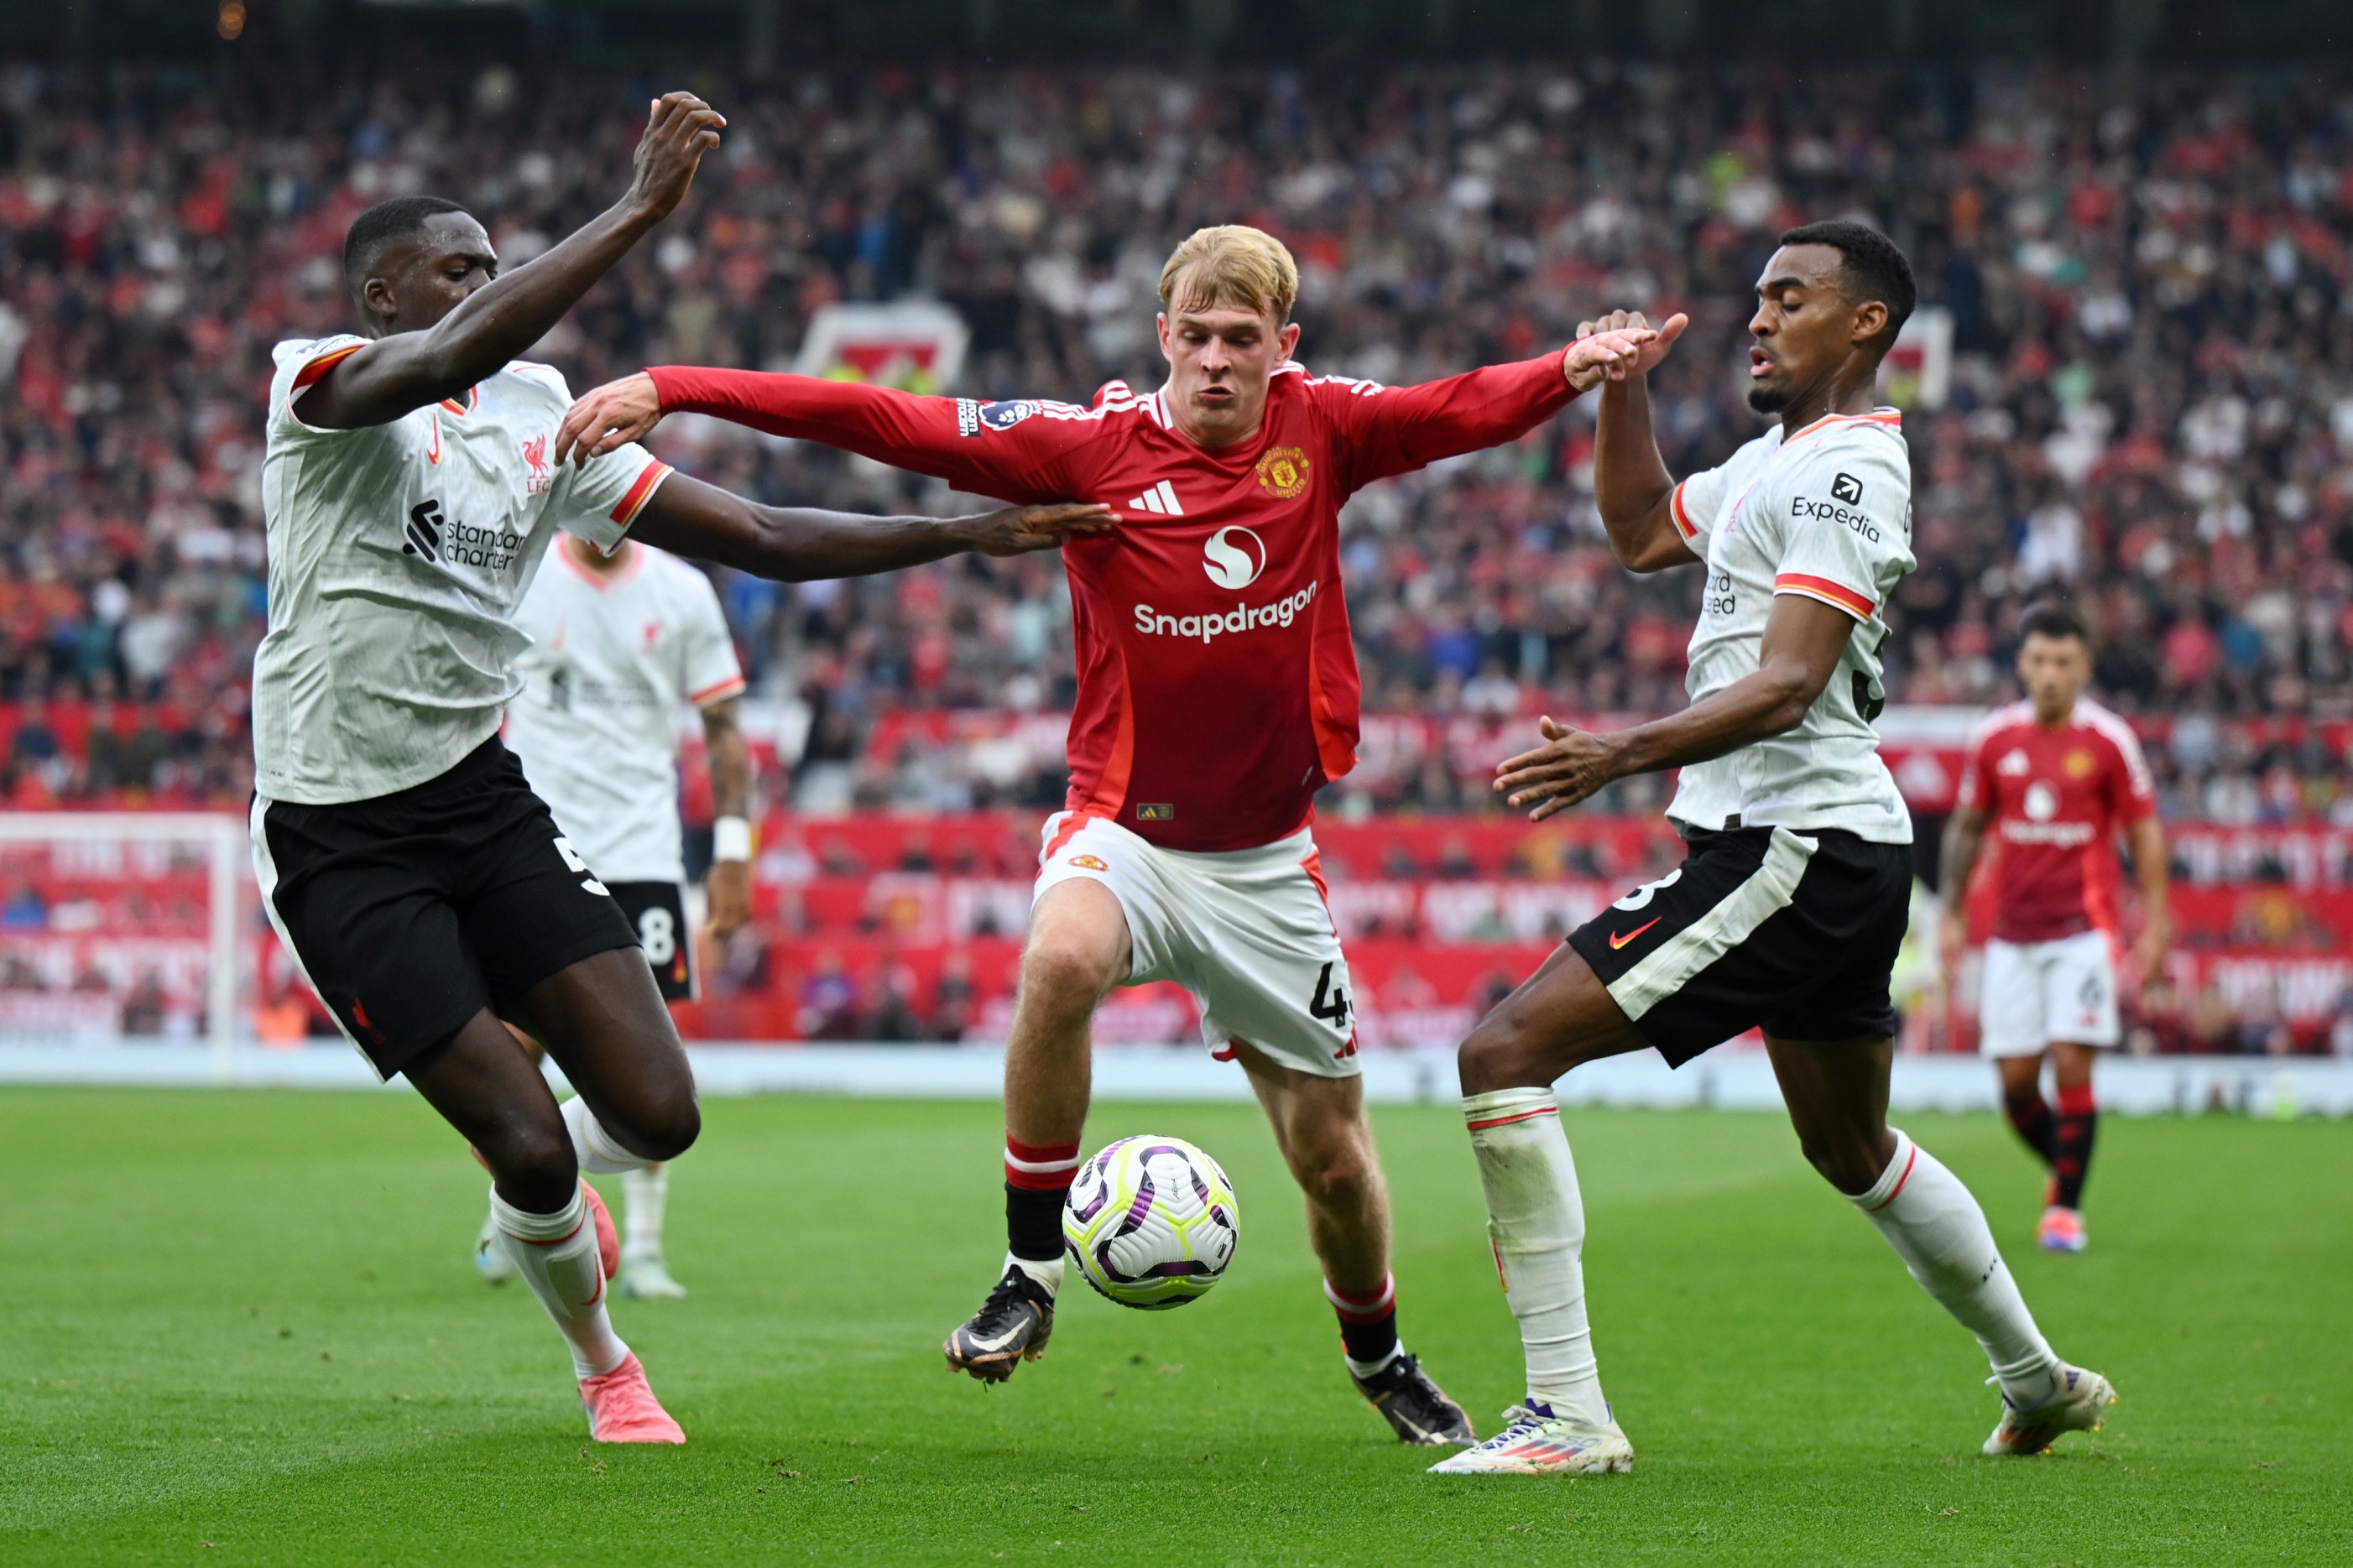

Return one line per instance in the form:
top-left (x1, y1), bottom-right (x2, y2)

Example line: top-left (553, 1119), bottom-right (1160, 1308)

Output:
top-left (618, 1256), bottom-right (689, 1300)
top-left (1984, 1363), bottom-right (2116, 1455)
top-left (1427, 1401), bottom-right (1634, 1475)
top-left (472, 1209), bottom-right (516, 1284)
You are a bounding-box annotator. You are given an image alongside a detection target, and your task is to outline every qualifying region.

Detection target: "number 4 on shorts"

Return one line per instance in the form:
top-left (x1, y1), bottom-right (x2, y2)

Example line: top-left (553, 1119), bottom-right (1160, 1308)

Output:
top-left (1309, 961), bottom-right (1351, 1029)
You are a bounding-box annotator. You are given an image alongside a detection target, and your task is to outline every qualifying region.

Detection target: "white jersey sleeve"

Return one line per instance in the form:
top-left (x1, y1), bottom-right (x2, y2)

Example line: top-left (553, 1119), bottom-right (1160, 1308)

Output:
top-left (511, 364), bottom-right (674, 551)
top-left (670, 567), bottom-right (746, 709)
top-left (1668, 461), bottom-right (1729, 555)
top-left (1766, 432), bottom-right (1916, 627)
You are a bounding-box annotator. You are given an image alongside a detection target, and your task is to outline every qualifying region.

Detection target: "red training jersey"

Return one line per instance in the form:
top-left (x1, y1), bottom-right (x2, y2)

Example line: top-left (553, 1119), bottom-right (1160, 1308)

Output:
top-left (650, 356), bottom-right (1578, 851)
top-left (1956, 697), bottom-right (2157, 943)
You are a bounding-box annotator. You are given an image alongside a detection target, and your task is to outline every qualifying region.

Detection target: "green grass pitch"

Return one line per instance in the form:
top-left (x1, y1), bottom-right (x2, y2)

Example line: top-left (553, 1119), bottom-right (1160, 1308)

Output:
top-left (0, 1088), bottom-right (2345, 1564)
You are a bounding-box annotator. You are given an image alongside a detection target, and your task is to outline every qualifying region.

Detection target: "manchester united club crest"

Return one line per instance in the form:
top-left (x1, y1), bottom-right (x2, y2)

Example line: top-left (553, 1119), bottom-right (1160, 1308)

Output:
top-left (2063, 748), bottom-right (2095, 779)
top-left (1256, 445), bottom-right (1310, 498)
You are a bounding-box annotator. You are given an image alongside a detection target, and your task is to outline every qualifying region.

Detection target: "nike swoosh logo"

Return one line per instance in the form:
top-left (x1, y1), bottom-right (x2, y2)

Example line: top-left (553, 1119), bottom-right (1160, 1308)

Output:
top-left (1609, 917), bottom-right (1662, 950)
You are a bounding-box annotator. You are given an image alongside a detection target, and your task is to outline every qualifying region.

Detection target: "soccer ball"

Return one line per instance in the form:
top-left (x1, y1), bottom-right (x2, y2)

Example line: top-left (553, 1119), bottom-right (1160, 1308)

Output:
top-left (1062, 1135), bottom-right (1240, 1310)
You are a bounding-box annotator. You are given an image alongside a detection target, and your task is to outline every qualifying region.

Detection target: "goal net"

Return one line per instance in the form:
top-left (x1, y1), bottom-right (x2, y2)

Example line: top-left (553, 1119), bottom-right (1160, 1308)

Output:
top-left (0, 813), bottom-right (248, 1065)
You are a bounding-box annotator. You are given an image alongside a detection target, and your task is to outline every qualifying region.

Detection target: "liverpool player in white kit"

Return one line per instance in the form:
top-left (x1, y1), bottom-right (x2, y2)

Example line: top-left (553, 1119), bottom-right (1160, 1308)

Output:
top-left (1432, 224), bottom-right (2116, 1475)
top-left (469, 534), bottom-right (754, 1298)
top-left (561, 226), bottom-right (1662, 1444)
top-left (1942, 602), bottom-right (2169, 1253)
top-left (251, 94), bottom-right (1109, 1443)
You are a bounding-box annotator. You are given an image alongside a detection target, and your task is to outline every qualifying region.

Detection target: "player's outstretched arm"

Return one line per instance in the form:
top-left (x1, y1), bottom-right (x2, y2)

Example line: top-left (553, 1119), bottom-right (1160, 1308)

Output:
top-left (1493, 592), bottom-right (1853, 820)
top-left (558, 369), bottom-right (1093, 503)
top-left (623, 471), bottom-right (1114, 582)
top-left (2124, 815), bottom-right (2171, 989)
top-left (301, 94), bottom-right (724, 430)
top-left (1584, 310), bottom-right (1698, 574)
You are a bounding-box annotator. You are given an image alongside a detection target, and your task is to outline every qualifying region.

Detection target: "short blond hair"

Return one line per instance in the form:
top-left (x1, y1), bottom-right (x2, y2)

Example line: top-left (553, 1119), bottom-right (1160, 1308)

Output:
top-left (1158, 226), bottom-right (1298, 325)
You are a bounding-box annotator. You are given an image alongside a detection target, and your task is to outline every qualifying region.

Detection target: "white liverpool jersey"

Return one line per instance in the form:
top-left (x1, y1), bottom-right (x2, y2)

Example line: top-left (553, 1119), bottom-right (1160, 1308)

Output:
top-left (506, 543), bottom-right (745, 885)
top-left (253, 334), bottom-right (673, 804)
top-left (1662, 408), bottom-right (1917, 844)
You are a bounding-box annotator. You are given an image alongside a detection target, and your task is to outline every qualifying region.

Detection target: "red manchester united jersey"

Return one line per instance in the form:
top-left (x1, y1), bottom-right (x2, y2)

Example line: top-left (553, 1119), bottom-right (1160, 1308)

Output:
top-left (1957, 698), bottom-right (2156, 943)
top-left (650, 355), bottom-right (1577, 850)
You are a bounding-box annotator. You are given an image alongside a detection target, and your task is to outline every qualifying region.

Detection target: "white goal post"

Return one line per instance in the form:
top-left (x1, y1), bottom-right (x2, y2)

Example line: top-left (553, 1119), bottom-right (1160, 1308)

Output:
top-left (0, 812), bottom-right (247, 1076)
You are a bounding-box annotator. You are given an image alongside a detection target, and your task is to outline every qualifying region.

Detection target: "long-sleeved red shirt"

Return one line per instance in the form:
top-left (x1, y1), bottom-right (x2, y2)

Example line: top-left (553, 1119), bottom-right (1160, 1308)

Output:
top-left (651, 353), bottom-right (1578, 851)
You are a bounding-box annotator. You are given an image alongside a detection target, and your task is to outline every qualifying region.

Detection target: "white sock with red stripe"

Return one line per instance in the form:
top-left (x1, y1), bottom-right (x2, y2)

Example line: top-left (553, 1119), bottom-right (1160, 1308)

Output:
top-left (562, 1096), bottom-right (651, 1176)
top-left (1851, 1129), bottom-right (2058, 1406)
top-left (621, 1164), bottom-right (667, 1264)
top-left (1004, 1134), bottom-right (1082, 1295)
top-left (493, 1185), bottom-right (629, 1379)
top-left (1463, 1087), bottom-right (1610, 1427)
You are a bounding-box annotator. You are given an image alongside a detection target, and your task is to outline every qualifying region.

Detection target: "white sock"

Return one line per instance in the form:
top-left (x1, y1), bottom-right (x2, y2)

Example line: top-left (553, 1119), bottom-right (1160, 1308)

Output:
top-left (1852, 1129), bottom-right (2059, 1407)
top-left (1005, 1251), bottom-right (1064, 1297)
top-left (1463, 1088), bottom-right (1610, 1427)
top-left (493, 1185), bottom-right (629, 1380)
top-left (562, 1096), bottom-right (650, 1176)
top-left (622, 1164), bottom-right (668, 1263)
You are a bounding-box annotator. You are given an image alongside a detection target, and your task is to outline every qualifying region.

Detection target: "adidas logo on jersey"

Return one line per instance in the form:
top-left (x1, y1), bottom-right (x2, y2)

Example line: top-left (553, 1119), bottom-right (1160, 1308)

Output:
top-left (1126, 479), bottom-right (1184, 516)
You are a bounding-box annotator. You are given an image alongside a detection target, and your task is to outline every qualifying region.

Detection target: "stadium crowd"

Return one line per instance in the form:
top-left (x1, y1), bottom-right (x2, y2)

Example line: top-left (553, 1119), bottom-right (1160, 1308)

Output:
top-left (3, 59), bottom-right (2353, 819)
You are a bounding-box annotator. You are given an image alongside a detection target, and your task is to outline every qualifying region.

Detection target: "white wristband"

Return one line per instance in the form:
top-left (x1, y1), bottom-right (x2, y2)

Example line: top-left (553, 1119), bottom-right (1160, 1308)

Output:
top-left (712, 815), bottom-right (753, 863)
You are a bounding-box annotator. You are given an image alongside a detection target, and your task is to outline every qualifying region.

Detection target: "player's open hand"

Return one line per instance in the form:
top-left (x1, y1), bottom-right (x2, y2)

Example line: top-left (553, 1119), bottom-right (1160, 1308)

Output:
top-left (1495, 716), bottom-right (1625, 821)
top-left (1563, 310), bottom-right (1688, 391)
top-left (558, 372), bottom-right (662, 466)
top-left (626, 91), bottom-right (727, 222)
top-left (955, 503), bottom-right (1119, 557)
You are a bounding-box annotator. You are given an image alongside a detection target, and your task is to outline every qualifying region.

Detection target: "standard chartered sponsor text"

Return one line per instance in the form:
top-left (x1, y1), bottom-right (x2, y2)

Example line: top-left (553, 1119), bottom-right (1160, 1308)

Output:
top-left (1132, 581), bottom-right (1317, 644)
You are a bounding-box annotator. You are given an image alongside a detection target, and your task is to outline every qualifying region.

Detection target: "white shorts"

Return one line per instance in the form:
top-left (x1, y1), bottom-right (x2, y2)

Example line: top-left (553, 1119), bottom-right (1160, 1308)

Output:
top-left (1033, 811), bottom-right (1360, 1078)
top-left (1978, 930), bottom-right (2121, 1058)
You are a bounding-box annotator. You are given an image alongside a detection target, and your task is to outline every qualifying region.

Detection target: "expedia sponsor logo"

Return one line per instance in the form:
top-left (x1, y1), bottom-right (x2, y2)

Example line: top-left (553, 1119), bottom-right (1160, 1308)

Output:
top-left (1830, 471), bottom-right (1864, 504)
top-left (403, 497), bottom-right (523, 571)
top-left (956, 398), bottom-right (1040, 436)
top-left (1792, 494), bottom-right (1881, 542)
top-left (1133, 580), bottom-right (1316, 643)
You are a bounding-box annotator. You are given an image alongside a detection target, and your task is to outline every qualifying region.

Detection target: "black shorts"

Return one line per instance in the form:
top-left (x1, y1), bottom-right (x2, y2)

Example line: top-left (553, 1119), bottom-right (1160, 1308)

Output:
top-left (608, 880), bottom-right (697, 1002)
top-left (1565, 824), bottom-right (1911, 1068)
top-left (252, 737), bottom-right (640, 1079)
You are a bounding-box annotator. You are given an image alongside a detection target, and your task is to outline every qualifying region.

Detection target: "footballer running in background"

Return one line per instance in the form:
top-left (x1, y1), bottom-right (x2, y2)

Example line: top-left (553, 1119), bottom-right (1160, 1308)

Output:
top-left (1941, 602), bottom-right (2169, 1253)
top-left (1431, 223), bottom-right (2115, 1476)
top-left (471, 529), bottom-right (757, 1300)
top-left (251, 92), bottom-right (1109, 1444)
top-left (560, 224), bottom-right (1656, 1446)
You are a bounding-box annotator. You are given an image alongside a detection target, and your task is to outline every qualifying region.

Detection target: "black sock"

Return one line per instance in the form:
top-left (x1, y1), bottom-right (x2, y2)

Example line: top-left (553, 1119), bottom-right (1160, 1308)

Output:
top-left (2002, 1090), bottom-right (2058, 1166)
top-left (1005, 1183), bottom-right (1067, 1264)
top-left (1328, 1276), bottom-right (1399, 1368)
top-left (2053, 1086), bottom-right (2097, 1210)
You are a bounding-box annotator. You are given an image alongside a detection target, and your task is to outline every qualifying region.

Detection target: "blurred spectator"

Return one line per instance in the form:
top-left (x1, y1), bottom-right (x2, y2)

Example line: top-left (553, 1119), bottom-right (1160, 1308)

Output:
top-left (3, 60), bottom-right (2353, 821)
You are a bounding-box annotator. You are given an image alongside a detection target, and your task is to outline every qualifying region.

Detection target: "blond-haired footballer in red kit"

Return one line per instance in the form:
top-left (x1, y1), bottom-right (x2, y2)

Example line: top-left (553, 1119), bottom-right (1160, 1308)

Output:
top-left (562, 222), bottom-right (1656, 1446)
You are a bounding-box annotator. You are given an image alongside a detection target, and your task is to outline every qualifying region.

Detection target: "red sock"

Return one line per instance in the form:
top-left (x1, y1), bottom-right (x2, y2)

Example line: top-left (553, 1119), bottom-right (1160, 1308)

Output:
top-left (2052, 1083), bottom-right (2097, 1211)
top-left (1326, 1274), bottom-right (1400, 1371)
top-left (2002, 1089), bottom-right (2058, 1166)
top-left (1004, 1135), bottom-right (1083, 1263)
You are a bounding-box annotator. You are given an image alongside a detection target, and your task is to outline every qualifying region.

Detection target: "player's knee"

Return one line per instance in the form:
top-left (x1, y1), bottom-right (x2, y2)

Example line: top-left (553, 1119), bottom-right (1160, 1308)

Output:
top-left (1795, 1132), bottom-right (1881, 1197)
top-left (1291, 1141), bottom-right (1374, 1208)
top-left (487, 1118), bottom-right (578, 1206)
top-left (626, 1092), bottom-right (701, 1164)
top-left (1458, 1004), bottom-right (1540, 1091)
top-left (1018, 935), bottom-right (1119, 1013)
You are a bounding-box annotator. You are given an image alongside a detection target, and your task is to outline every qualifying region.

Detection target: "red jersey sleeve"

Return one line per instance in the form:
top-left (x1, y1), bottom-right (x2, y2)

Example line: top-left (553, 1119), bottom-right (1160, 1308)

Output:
top-left (1957, 720), bottom-right (1996, 815)
top-left (1305, 351), bottom-right (1580, 496)
top-left (646, 367), bottom-right (1102, 505)
top-left (2102, 723), bottom-right (2158, 825)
